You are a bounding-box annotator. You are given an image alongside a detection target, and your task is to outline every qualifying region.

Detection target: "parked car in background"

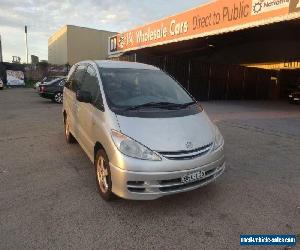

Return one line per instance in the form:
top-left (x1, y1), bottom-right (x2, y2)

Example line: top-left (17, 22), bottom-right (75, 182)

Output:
top-left (289, 85), bottom-right (300, 104)
top-left (34, 80), bottom-right (43, 90)
top-left (39, 77), bottom-right (65, 103)
top-left (34, 76), bottom-right (61, 90)
top-left (63, 60), bottom-right (225, 201)
top-left (0, 78), bottom-right (3, 90)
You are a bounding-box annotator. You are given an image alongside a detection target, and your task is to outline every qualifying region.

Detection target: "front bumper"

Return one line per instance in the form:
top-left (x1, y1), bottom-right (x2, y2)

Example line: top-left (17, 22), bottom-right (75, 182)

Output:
top-left (110, 154), bottom-right (225, 200)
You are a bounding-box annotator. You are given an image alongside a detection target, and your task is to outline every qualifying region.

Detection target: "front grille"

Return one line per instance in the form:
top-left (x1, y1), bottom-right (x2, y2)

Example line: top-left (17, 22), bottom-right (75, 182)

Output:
top-left (158, 143), bottom-right (213, 160)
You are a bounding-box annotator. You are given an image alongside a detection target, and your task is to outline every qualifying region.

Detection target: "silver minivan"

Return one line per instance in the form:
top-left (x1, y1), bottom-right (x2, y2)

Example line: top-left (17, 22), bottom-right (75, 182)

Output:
top-left (63, 60), bottom-right (225, 201)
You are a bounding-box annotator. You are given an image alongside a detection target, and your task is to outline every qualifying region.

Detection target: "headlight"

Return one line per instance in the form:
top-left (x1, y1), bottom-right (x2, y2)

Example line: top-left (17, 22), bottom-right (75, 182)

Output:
top-left (111, 130), bottom-right (161, 161)
top-left (213, 125), bottom-right (224, 150)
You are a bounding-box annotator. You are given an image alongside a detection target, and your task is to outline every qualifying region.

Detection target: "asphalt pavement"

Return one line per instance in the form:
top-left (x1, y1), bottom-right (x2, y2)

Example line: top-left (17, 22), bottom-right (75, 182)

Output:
top-left (0, 88), bottom-right (299, 250)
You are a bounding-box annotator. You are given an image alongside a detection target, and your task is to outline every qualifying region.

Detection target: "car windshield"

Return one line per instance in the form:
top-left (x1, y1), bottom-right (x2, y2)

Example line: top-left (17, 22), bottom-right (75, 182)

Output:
top-left (100, 68), bottom-right (194, 110)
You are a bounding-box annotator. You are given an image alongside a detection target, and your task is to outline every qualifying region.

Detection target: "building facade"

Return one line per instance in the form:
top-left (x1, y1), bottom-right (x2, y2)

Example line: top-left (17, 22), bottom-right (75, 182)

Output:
top-left (48, 25), bottom-right (116, 65)
top-left (108, 0), bottom-right (300, 101)
top-left (0, 35), bottom-right (3, 62)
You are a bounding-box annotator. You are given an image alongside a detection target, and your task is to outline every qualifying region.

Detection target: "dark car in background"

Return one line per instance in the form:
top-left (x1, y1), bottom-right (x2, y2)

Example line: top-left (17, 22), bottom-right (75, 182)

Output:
top-left (39, 77), bottom-right (65, 103)
top-left (34, 76), bottom-right (58, 90)
top-left (0, 78), bottom-right (3, 90)
top-left (288, 85), bottom-right (300, 104)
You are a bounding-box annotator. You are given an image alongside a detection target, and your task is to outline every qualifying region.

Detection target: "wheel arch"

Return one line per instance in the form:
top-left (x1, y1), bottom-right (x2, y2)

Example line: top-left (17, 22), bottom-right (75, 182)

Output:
top-left (63, 110), bottom-right (67, 123)
top-left (94, 141), bottom-right (105, 164)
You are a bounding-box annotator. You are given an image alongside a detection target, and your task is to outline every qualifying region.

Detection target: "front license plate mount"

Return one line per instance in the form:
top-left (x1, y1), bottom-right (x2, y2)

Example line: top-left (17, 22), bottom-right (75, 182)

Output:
top-left (181, 170), bottom-right (206, 184)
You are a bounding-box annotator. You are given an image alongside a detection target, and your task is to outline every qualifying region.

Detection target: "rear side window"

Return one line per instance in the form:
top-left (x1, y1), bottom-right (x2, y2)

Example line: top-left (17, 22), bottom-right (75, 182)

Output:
top-left (80, 65), bottom-right (103, 109)
top-left (71, 65), bottom-right (86, 92)
top-left (65, 66), bottom-right (77, 89)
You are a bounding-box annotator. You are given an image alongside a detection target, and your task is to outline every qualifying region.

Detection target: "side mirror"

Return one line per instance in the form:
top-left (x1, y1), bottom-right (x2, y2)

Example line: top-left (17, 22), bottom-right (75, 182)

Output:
top-left (76, 90), bottom-right (92, 103)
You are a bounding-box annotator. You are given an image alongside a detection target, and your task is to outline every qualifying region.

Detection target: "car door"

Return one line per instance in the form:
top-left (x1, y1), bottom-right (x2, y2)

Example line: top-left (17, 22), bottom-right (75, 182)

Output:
top-left (64, 66), bottom-right (77, 134)
top-left (65, 64), bottom-right (87, 141)
top-left (76, 65), bottom-right (105, 160)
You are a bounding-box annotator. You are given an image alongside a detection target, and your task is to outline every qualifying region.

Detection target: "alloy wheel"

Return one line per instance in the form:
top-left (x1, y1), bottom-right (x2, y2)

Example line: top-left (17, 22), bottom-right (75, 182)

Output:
top-left (54, 93), bottom-right (63, 103)
top-left (96, 156), bottom-right (109, 193)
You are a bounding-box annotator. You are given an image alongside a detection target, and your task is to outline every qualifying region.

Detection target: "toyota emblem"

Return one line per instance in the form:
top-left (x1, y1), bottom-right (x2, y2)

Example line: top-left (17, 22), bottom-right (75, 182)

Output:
top-left (186, 141), bottom-right (193, 149)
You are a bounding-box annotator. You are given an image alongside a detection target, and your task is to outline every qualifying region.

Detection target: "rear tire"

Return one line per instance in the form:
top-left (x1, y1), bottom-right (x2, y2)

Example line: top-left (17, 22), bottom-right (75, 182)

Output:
top-left (64, 116), bottom-right (76, 144)
top-left (95, 149), bottom-right (115, 201)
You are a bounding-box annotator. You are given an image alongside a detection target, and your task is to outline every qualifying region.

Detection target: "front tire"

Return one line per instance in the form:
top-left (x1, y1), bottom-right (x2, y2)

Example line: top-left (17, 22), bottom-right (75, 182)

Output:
top-left (95, 149), bottom-right (114, 201)
top-left (53, 92), bottom-right (63, 103)
top-left (64, 116), bottom-right (76, 144)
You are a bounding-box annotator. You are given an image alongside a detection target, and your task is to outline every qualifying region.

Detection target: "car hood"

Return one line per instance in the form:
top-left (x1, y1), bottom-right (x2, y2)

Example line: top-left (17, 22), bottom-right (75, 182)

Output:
top-left (116, 111), bottom-right (215, 152)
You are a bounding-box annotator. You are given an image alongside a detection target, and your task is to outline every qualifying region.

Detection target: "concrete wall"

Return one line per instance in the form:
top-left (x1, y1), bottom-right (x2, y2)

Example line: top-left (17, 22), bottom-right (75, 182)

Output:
top-left (48, 26), bottom-right (68, 65)
top-left (0, 35), bottom-right (3, 62)
top-left (67, 26), bottom-right (115, 65)
top-left (48, 25), bottom-right (116, 65)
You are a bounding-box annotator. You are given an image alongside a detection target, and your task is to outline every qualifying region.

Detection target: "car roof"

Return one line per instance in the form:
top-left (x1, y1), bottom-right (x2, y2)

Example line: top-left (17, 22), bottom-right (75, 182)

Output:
top-left (80, 60), bottom-right (160, 70)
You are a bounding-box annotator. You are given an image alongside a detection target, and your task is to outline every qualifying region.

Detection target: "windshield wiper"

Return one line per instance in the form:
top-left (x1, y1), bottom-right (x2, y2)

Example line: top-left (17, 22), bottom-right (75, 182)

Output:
top-left (179, 101), bottom-right (197, 108)
top-left (163, 101), bottom-right (197, 109)
top-left (125, 102), bottom-right (181, 111)
top-left (124, 101), bottom-right (196, 111)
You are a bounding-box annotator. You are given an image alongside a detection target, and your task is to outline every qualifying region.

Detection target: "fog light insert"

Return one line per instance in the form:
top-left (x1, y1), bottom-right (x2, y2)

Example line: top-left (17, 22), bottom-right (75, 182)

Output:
top-left (128, 187), bottom-right (146, 193)
top-left (127, 181), bottom-right (146, 193)
top-left (127, 181), bottom-right (144, 186)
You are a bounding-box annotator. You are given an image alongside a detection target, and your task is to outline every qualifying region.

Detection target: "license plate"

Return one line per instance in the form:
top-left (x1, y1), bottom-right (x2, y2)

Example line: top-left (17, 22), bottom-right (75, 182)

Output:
top-left (181, 170), bottom-right (206, 184)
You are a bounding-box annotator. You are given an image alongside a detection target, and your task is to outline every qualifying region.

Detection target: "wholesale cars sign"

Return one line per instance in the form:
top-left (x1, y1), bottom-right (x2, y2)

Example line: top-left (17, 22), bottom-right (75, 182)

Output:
top-left (109, 0), bottom-right (300, 54)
